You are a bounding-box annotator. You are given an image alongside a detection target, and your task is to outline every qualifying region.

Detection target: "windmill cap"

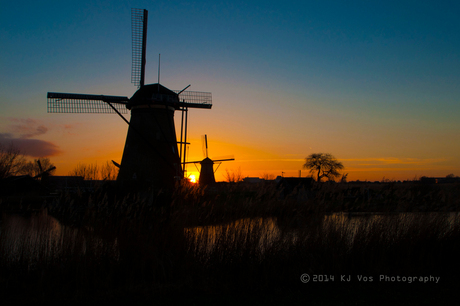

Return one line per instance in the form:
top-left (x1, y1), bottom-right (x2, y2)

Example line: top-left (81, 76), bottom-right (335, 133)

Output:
top-left (200, 157), bottom-right (214, 164)
top-left (127, 83), bottom-right (179, 109)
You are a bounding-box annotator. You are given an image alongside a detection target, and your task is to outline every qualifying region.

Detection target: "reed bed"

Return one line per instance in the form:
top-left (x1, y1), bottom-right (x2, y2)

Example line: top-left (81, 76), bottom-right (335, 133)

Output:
top-left (1, 182), bottom-right (460, 304)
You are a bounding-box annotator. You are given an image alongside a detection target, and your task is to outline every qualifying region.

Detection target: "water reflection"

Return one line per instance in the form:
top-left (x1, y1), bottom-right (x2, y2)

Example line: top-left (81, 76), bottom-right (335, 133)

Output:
top-left (2, 211), bottom-right (459, 263)
top-left (185, 212), bottom-right (460, 255)
top-left (184, 218), bottom-right (297, 256)
top-left (0, 210), bottom-right (119, 266)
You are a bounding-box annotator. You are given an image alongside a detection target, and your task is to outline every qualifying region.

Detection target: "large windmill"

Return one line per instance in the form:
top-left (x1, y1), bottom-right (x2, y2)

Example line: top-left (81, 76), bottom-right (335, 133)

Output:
top-left (47, 8), bottom-right (212, 190)
top-left (185, 135), bottom-right (234, 185)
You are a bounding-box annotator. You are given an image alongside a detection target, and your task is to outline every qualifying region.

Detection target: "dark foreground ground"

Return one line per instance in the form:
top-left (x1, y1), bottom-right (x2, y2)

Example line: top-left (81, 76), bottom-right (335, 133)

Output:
top-left (1, 181), bottom-right (460, 304)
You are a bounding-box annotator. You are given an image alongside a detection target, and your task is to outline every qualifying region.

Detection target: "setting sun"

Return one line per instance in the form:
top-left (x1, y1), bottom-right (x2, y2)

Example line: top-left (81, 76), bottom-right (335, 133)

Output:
top-left (189, 174), bottom-right (197, 184)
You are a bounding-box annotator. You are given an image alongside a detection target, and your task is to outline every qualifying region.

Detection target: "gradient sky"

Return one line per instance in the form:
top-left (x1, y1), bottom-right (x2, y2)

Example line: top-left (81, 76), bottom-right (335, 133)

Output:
top-left (1, 0), bottom-right (459, 182)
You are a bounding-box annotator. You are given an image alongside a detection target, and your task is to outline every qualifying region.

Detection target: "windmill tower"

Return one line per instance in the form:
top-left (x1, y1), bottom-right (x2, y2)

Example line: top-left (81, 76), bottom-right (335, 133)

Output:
top-left (186, 135), bottom-right (234, 185)
top-left (47, 8), bottom-right (212, 190)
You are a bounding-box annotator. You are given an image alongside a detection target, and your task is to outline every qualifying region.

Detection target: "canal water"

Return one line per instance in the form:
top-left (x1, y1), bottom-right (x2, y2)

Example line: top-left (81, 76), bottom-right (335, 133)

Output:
top-left (0, 210), bottom-right (119, 266)
top-left (1, 210), bottom-right (459, 265)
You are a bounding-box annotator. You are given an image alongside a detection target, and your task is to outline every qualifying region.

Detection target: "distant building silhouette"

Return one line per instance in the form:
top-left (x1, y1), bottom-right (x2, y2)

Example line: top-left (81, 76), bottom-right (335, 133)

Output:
top-left (420, 176), bottom-right (460, 184)
top-left (275, 177), bottom-right (314, 201)
top-left (243, 177), bottom-right (265, 184)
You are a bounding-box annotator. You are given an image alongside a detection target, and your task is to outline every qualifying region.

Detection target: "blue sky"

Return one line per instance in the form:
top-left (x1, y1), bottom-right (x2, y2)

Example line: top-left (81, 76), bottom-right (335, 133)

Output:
top-left (1, 0), bottom-right (459, 180)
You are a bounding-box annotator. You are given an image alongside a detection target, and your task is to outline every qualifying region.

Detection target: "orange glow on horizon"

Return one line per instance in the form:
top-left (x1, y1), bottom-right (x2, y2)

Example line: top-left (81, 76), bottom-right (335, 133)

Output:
top-left (51, 152), bottom-right (458, 183)
top-left (43, 119), bottom-right (458, 183)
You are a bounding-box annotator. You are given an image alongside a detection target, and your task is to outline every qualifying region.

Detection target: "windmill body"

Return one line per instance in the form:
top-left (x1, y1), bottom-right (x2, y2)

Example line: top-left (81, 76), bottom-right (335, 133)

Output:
top-left (117, 84), bottom-right (182, 189)
top-left (46, 9), bottom-right (212, 191)
top-left (199, 157), bottom-right (215, 185)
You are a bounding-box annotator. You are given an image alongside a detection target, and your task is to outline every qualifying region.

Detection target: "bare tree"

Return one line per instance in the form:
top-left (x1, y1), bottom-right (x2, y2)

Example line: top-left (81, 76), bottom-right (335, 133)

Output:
top-left (100, 161), bottom-right (118, 180)
top-left (0, 144), bottom-right (27, 179)
top-left (224, 167), bottom-right (243, 183)
top-left (303, 153), bottom-right (344, 182)
top-left (69, 162), bottom-right (99, 180)
top-left (261, 173), bottom-right (276, 180)
top-left (69, 161), bottom-right (118, 180)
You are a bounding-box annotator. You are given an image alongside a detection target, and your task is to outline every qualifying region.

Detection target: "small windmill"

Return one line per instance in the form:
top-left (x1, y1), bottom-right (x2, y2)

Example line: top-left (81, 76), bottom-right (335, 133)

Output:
top-left (46, 8), bottom-right (212, 190)
top-left (33, 159), bottom-right (56, 180)
top-left (185, 135), bottom-right (234, 185)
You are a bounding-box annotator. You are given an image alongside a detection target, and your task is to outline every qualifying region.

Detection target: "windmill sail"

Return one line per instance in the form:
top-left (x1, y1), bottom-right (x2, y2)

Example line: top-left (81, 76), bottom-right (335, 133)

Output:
top-left (131, 8), bottom-right (148, 88)
top-left (47, 92), bottom-right (129, 114)
top-left (175, 90), bottom-right (212, 109)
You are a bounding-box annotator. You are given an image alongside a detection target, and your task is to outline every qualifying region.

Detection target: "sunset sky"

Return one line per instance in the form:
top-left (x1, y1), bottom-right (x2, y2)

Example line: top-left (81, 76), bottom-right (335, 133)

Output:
top-left (1, 0), bottom-right (459, 182)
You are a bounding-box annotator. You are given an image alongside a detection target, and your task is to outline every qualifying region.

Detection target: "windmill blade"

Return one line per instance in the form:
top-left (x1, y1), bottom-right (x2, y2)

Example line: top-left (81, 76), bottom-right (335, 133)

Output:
top-left (211, 154), bottom-right (235, 162)
top-left (46, 166), bottom-right (57, 173)
top-left (212, 158), bottom-right (235, 162)
top-left (37, 159), bottom-right (43, 173)
top-left (201, 134), bottom-right (209, 158)
top-left (183, 160), bottom-right (203, 164)
top-left (174, 90), bottom-right (212, 109)
top-left (212, 156), bottom-right (235, 174)
top-left (131, 8), bottom-right (148, 88)
top-left (33, 165), bottom-right (56, 179)
top-left (205, 134), bottom-right (209, 158)
top-left (47, 92), bottom-right (129, 114)
top-left (184, 156), bottom-right (234, 164)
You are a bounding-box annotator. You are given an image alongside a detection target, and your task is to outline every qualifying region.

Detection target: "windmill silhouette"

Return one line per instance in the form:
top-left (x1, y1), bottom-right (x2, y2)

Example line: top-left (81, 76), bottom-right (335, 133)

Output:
top-left (185, 135), bottom-right (234, 185)
top-left (47, 9), bottom-right (212, 190)
top-left (33, 159), bottom-right (56, 180)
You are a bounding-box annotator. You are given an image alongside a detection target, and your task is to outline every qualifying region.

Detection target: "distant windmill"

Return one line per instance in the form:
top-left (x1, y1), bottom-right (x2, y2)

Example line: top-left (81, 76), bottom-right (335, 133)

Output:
top-left (33, 159), bottom-right (56, 180)
top-left (46, 8), bottom-right (212, 190)
top-left (185, 135), bottom-right (234, 185)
